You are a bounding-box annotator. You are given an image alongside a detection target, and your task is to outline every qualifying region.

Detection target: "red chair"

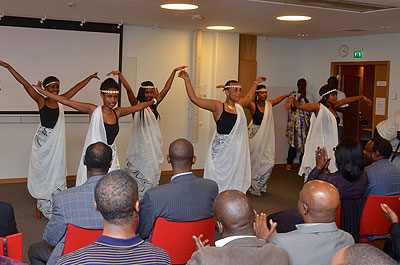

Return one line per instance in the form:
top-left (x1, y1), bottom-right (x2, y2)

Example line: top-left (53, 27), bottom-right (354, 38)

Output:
top-left (359, 195), bottom-right (400, 242)
top-left (151, 217), bottom-right (215, 264)
top-left (0, 233), bottom-right (23, 262)
top-left (62, 225), bottom-right (102, 255)
top-left (335, 201), bottom-right (341, 228)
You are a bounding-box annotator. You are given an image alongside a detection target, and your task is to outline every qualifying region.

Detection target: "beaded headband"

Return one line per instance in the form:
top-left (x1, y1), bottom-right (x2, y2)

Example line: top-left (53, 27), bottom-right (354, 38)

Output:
top-left (142, 86), bottom-right (155, 89)
top-left (225, 85), bottom-right (241, 89)
top-left (101, 90), bottom-right (120, 94)
top-left (44, 81), bottom-right (60, 87)
top-left (319, 88), bottom-right (337, 100)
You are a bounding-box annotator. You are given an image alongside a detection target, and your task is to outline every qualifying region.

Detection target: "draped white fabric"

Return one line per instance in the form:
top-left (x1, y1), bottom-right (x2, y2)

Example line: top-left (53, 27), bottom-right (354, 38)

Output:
top-left (28, 103), bottom-right (66, 200)
top-left (248, 101), bottom-right (275, 188)
top-left (126, 107), bottom-right (163, 187)
top-left (76, 106), bottom-right (120, 186)
top-left (299, 104), bottom-right (338, 180)
top-left (204, 104), bottom-right (251, 193)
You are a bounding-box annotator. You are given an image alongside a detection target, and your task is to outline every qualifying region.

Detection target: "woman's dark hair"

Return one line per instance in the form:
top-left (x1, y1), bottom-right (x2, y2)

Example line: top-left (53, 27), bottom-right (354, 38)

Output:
top-left (137, 81), bottom-right (159, 119)
top-left (43, 76), bottom-right (60, 88)
top-left (318, 84), bottom-right (337, 107)
top-left (224, 80), bottom-right (239, 91)
top-left (335, 138), bottom-right (365, 182)
top-left (100, 78), bottom-right (120, 92)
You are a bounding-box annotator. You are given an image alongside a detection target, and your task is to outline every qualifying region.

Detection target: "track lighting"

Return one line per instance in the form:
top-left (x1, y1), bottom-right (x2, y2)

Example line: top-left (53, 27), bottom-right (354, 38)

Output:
top-left (40, 13), bottom-right (47, 24)
top-left (80, 16), bottom-right (86, 27)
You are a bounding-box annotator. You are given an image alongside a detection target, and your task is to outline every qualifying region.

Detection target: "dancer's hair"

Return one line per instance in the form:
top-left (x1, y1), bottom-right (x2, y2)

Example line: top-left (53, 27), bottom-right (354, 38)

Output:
top-left (137, 81), bottom-right (159, 119)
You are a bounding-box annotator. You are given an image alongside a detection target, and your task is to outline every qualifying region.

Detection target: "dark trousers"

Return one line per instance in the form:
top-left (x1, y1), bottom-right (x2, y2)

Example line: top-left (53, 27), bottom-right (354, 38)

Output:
top-left (28, 240), bottom-right (54, 265)
top-left (338, 126), bottom-right (344, 142)
top-left (287, 146), bottom-right (303, 165)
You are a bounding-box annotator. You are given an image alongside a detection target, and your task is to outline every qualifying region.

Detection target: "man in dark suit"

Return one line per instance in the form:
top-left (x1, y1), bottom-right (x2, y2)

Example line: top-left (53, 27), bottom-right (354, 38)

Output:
top-left (0, 201), bottom-right (18, 237)
top-left (136, 138), bottom-right (219, 241)
top-left (28, 142), bottom-right (112, 265)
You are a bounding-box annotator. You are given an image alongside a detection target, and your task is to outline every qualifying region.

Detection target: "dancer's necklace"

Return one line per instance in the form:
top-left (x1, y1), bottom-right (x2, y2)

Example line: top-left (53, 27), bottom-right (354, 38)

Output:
top-left (227, 104), bottom-right (236, 110)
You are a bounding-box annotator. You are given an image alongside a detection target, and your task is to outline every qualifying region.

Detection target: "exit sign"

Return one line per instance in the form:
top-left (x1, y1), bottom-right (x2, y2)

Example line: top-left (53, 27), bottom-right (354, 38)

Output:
top-left (353, 50), bottom-right (364, 58)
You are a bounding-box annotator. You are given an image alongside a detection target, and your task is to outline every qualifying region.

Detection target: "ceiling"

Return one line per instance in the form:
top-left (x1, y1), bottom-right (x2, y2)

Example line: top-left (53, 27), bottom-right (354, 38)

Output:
top-left (1, 0), bottom-right (400, 39)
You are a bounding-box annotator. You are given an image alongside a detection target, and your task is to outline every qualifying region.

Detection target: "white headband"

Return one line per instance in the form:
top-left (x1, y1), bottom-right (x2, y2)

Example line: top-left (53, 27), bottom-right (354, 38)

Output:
top-left (225, 85), bottom-right (241, 89)
top-left (101, 90), bottom-right (120, 94)
top-left (256, 88), bottom-right (267, 92)
top-left (319, 88), bottom-right (337, 100)
top-left (142, 86), bottom-right (155, 89)
top-left (44, 81), bottom-right (60, 87)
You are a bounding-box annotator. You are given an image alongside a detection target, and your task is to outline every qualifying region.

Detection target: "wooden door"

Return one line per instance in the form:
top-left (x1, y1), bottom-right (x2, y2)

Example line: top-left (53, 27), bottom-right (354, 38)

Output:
top-left (342, 75), bottom-right (361, 139)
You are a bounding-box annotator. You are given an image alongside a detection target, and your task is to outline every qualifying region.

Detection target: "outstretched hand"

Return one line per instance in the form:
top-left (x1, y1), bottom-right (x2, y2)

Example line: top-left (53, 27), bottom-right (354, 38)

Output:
top-left (91, 72), bottom-right (100, 80)
top-left (362, 96), bottom-right (372, 107)
top-left (381, 203), bottom-right (399, 223)
top-left (315, 146), bottom-right (330, 171)
top-left (174, 66), bottom-right (187, 72)
top-left (192, 234), bottom-right (210, 251)
top-left (107, 71), bottom-right (121, 77)
top-left (178, 70), bottom-right (190, 81)
top-left (256, 76), bottom-right (267, 84)
top-left (33, 81), bottom-right (45, 93)
top-left (153, 87), bottom-right (161, 103)
top-left (254, 212), bottom-right (277, 242)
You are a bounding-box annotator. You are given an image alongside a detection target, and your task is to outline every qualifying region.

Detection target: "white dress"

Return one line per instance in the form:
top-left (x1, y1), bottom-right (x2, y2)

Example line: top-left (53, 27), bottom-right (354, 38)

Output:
top-left (204, 104), bottom-right (251, 193)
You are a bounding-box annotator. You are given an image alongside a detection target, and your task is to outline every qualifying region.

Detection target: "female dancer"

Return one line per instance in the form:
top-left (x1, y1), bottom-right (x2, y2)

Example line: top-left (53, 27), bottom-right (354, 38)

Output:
top-left (108, 66), bottom-right (186, 200)
top-left (34, 77), bottom-right (160, 186)
top-left (179, 70), bottom-right (266, 193)
top-left (0, 60), bottom-right (98, 218)
top-left (290, 85), bottom-right (372, 180)
top-left (246, 84), bottom-right (289, 196)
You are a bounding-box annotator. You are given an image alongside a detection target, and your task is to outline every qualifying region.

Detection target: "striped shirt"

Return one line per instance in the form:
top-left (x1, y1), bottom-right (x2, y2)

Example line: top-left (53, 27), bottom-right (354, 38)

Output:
top-left (57, 235), bottom-right (171, 265)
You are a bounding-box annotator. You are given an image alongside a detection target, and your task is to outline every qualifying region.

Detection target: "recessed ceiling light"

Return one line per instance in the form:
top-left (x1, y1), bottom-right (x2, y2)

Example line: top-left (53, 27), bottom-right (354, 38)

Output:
top-left (297, 33), bottom-right (309, 37)
top-left (160, 3), bottom-right (198, 10)
top-left (66, 2), bottom-right (76, 8)
top-left (379, 26), bottom-right (392, 30)
top-left (206, 26), bottom-right (234, 30)
top-left (276, 15), bottom-right (311, 21)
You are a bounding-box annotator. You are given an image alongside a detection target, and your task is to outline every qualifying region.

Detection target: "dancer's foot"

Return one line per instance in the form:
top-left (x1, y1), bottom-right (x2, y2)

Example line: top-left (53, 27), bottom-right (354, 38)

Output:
top-left (285, 164), bottom-right (292, 171)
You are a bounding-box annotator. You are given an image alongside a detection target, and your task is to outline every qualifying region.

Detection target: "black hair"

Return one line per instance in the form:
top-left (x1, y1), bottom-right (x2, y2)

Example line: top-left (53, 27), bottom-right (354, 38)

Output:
top-left (137, 81), bottom-right (159, 119)
top-left (95, 170), bottom-right (138, 226)
top-left (335, 138), bottom-right (365, 182)
top-left (371, 138), bottom-right (393, 159)
top-left (100, 78), bottom-right (120, 92)
top-left (318, 84), bottom-right (337, 107)
top-left (224, 80), bottom-right (239, 91)
top-left (342, 243), bottom-right (397, 265)
top-left (43, 76), bottom-right (60, 88)
top-left (85, 142), bottom-right (112, 170)
top-left (297, 78), bottom-right (307, 85)
top-left (327, 76), bottom-right (339, 87)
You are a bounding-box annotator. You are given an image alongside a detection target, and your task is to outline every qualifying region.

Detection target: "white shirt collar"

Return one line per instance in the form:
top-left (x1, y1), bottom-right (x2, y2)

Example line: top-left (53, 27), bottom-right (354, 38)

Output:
top-left (214, 235), bottom-right (256, 247)
top-left (171, 171), bottom-right (192, 181)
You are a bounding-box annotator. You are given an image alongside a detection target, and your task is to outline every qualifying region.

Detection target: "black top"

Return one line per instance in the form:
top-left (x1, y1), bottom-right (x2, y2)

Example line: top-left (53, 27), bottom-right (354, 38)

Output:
top-left (104, 110), bottom-right (119, 145)
top-left (252, 103), bottom-right (264, 125)
top-left (39, 104), bottom-right (59, 129)
top-left (216, 103), bottom-right (237, 134)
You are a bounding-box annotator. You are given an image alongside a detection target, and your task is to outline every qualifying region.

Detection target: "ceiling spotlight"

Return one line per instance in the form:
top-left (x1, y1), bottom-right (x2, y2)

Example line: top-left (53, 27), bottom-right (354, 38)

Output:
top-left (206, 26), bottom-right (234, 30)
top-left (276, 15), bottom-right (311, 21)
top-left (379, 26), bottom-right (392, 30)
top-left (160, 3), bottom-right (198, 10)
top-left (0, 10), bottom-right (4, 21)
top-left (80, 16), bottom-right (86, 27)
top-left (66, 2), bottom-right (76, 8)
top-left (297, 33), bottom-right (309, 37)
top-left (40, 13), bottom-right (47, 24)
top-left (117, 19), bottom-right (123, 29)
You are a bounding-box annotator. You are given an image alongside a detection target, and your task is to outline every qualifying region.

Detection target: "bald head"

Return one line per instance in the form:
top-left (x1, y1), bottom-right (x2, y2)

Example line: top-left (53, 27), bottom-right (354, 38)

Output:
top-left (331, 244), bottom-right (397, 265)
top-left (298, 180), bottom-right (340, 223)
top-left (167, 138), bottom-right (195, 173)
top-left (213, 190), bottom-right (255, 237)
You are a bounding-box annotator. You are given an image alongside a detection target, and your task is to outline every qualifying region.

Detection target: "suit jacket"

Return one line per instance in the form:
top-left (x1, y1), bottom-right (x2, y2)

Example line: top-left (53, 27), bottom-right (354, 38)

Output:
top-left (270, 222), bottom-right (354, 265)
top-left (136, 173), bottom-right (218, 240)
top-left (44, 175), bottom-right (104, 265)
top-left (0, 201), bottom-right (18, 237)
top-left (187, 237), bottom-right (289, 265)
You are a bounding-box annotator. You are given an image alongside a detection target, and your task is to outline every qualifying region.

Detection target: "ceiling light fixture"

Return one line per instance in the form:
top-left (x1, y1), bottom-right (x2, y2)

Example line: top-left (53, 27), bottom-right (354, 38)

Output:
top-left (379, 26), bottom-right (392, 30)
top-left (160, 3), bottom-right (198, 10)
top-left (66, 2), bottom-right (76, 8)
top-left (40, 13), bottom-right (47, 24)
top-left (297, 33), bottom-right (309, 37)
top-left (276, 15), bottom-right (311, 21)
top-left (80, 16), bottom-right (86, 27)
top-left (117, 19), bottom-right (123, 29)
top-left (206, 26), bottom-right (234, 30)
top-left (0, 10), bottom-right (4, 21)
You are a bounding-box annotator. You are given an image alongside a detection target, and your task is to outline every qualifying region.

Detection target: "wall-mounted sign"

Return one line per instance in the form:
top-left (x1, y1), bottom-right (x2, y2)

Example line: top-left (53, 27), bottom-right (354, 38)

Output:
top-left (353, 50), bottom-right (364, 58)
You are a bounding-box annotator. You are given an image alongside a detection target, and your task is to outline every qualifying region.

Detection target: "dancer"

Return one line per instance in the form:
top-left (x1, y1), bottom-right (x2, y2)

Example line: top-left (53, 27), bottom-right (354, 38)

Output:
top-left (246, 84), bottom-right (289, 196)
top-left (109, 66), bottom-right (186, 200)
top-left (0, 60), bottom-right (98, 218)
top-left (34, 77), bottom-right (160, 186)
top-left (179, 70), bottom-right (266, 193)
top-left (290, 85), bottom-right (372, 180)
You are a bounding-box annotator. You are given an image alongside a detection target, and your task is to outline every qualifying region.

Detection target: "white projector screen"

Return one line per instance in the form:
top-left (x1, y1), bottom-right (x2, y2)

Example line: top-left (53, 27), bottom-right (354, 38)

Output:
top-left (0, 25), bottom-right (120, 112)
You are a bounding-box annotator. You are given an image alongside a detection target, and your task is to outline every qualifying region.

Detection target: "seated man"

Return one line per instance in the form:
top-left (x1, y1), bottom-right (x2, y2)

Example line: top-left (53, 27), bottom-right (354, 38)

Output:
top-left (28, 142), bottom-right (112, 265)
top-left (268, 180), bottom-right (354, 265)
top-left (187, 190), bottom-right (289, 265)
top-left (136, 138), bottom-right (218, 241)
top-left (362, 138), bottom-right (400, 209)
top-left (381, 203), bottom-right (400, 261)
top-left (330, 244), bottom-right (397, 265)
top-left (58, 170), bottom-right (171, 264)
top-left (0, 201), bottom-right (18, 237)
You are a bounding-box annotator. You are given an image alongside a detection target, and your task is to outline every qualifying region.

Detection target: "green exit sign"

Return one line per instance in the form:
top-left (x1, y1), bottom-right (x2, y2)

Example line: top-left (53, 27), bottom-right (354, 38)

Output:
top-left (353, 50), bottom-right (364, 58)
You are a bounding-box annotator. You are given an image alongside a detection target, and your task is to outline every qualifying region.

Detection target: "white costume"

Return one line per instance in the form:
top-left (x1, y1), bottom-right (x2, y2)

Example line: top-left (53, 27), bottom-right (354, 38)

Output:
top-left (204, 104), bottom-right (251, 193)
top-left (247, 101), bottom-right (275, 196)
top-left (376, 110), bottom-right (400, 141)
top-left (28, 103), bottom-right (66, 219)
top-left (76, 106), bottom-right (120, 186)
top-left (125, 107), bottom-right (163, 200)
top-left (299, 104), bottom-right (338, 181)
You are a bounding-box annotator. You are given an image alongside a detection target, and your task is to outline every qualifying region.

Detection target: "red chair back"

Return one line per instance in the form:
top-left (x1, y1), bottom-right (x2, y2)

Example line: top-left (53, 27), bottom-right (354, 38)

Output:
top-left (0, 233), bottom-right (23, 262)
top-left (63, 225), bottom-right (102, 255)
top-left (335, 201), bottom-right (341, 228)
top-left (359, 195), bottom-right (400, 242)
top-left (151, 217), bottom-right (215, 264)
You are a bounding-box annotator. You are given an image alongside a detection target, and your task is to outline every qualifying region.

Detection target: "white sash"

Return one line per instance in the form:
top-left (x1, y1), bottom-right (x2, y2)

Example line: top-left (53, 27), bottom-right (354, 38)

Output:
top-left (204, 104), bottom-right (251, 193)
top-left (249, 101), bottom-right (275, 180)
top-left (28, 104), bottom-right (66, 200)
top-left (299, 104), bottom-right (338, 180)
top-left (126, 107), bottom-right (163, 186)
top-left (76, 106), bottom-right (120, 186)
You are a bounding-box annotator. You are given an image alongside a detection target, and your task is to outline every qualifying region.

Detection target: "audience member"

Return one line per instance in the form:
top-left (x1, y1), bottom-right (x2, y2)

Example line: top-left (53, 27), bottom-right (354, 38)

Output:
top-left (361, 138), bottom-right (400, 209)
top-left (381, 202), bottom-right (400, 261)
top-left (327, 76), bottom-right (348, 142)
top-left (330, 244), bottom-right (397, 265)
top-left (267, 180), bottom-right (354, 265)
top-left (375, 109), bottom-right (400, 141)
top-left (136, 138), bottom-right (218, 241)
top-left (28, 142), bottom-right (112, 265)
top-left (187, 190), bottom-right (289, 265)
top-left (58, 170), bottom-right (171, 264)
top-left (0, 201), bottom-right (18, 237)
top-left (0, 256), bottom-right (27, 265)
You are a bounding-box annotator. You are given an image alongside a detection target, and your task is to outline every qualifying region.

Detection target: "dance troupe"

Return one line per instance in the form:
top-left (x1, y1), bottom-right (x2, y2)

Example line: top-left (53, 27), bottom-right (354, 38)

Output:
top-left (0, 60), bottom-right (372, 218)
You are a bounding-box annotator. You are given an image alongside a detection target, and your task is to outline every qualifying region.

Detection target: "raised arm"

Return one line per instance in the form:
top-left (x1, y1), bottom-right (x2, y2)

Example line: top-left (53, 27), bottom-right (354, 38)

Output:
top-left (116, 99), bottom-right (156, 117)
top-left (157, 66), bottom-right (187, 104)
top-left (34, 82), bottom-right (96, 114)
top-left (292, 96), bottom-right (320, 114)
top-left (0, 60), bottom-right (44, 104)
top-left (238, 76), bottom-right (267, 108)
top-left (334, 95), bottom-right (372, 108)
top-left (269, 94), bottom-right (290, 107)
top-left (61, 73), bottom-right (99, 99)
top-left (107, 71), bottom-right (138, 106)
